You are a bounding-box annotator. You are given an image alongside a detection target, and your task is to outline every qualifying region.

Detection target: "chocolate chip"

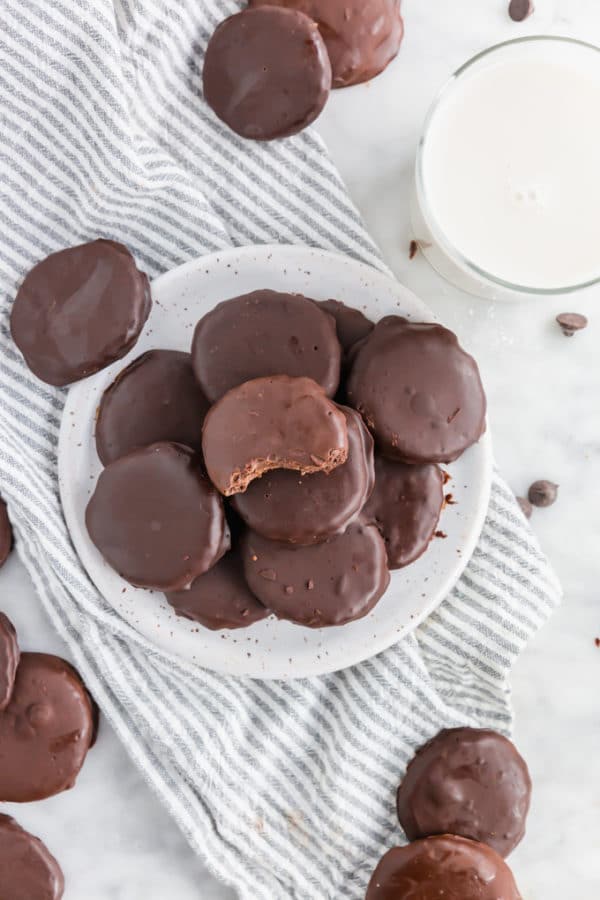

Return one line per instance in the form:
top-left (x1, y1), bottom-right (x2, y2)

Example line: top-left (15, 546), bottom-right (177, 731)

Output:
top-left (409, 240), bottom-right (418, 260)
top-left (528, 480), bottom-right (558, 508)
top-left (517, 496), bottom-right (533, 519)
top-left (556, 312), bottom-right (588, 337)
top-left (508, 0), bottom-right (534, 21)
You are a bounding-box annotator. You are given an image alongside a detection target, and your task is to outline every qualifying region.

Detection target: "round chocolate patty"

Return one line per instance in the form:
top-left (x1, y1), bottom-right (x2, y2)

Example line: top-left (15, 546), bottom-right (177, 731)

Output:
top-left (249, 0), bottom-right (404, 88)
top-left (317, 299), bottom-right (374, 355)
top-left (192, 290), bottom-right (341, 402)
top-left (0, 814), bottom-right (64, 900)
top-left (347, 316), bottom-right (486, 464)
top-left (232, 406), bottom-right (374, 544)
top-left (0, 612), bottom-right (19, 712)
top-left (397, 727), bottom-right (532, 857)
top-left (203, 7), bottom-right (331, 140)
top-left (11, 240), bottom-right (151, 387)
top-left (166, 548), bottom-right (269, 631)
top-left (241, 522), bottom-right (389, 627)
top-left (96, 349), bottom-right (209, 465)
top-left (0, 497), bottom-right (13, 568)
top-left (366, 836), bottom-right (522, 900)
top-left (0, 653), bottom-right (95, 803)
top-left (202, 376), bottom-right (348, 496)
top-left (86, 442), bottom-right (229, 590)
top-left (363, 456), bottom-right (444, 568)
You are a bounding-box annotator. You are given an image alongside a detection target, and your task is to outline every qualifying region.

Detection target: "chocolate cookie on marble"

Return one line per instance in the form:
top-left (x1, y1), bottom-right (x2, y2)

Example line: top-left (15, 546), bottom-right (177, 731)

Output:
top-left (241, 521), bottom-right (389, 627)
top-left (11, 240), bottom-right (151, 386)
top-left (0, 653), bottom-right (95, 802)
top-left (166, 548), bottom-right (269, 630)
top-left (0, 612), bottom-right (19, 712)
top-left (202, 376), bottom-right (348, 496)
top-left (192, 290), bottom-right (341, 402)
top-left (0, 814), bottom-right (64, 900)
top-left (96, 349), bottom-right (209, 465)
top-left (397, 727), bottom-right (532, 857)
top-left (363, 457), bottom-right (444, 568)
top-left (249, 0), bottom-right (404, 88)
top-left (316, 299), bottom-right (374, 355)
top-left (203, 7), bottom-right (331, 140)
top-left (86, 442), bottom-right (229, 590)
top-left (347, 316), bottom-right (486, 464)
top-left (366, 835), bottom-right (522, 900)
top-left (0, 497), bottom-right (13, 568)
top-left (232, 406), bottom-right (374, 544)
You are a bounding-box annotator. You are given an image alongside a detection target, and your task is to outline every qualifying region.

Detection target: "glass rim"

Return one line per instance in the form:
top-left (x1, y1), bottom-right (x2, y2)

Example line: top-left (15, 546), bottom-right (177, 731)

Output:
top-left (416, 35), bottom-right (600, 297)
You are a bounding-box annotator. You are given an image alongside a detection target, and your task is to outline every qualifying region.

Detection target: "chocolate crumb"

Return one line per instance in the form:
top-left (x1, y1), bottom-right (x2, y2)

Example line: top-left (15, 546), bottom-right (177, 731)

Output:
top-left (442, 470), bottom-right (451, 485)
top-left (434, 530), bottom-right (447, 539)
top-left (595, 638), bottom-right (600, 648)
top-left (528, 480), bottom-right (558, 508)
top-left (508, 0), bottom-right (534, 21)
top-left (409, 240), bottom-right (418, 260)
top-left (259, 568), bottom-right (277, 581)
top-left (556, 312), bottom-right (588, 337)
top-left (445, 493), bottom-right (457, 505)
top-left (517, 496), bottom-right (533, 519)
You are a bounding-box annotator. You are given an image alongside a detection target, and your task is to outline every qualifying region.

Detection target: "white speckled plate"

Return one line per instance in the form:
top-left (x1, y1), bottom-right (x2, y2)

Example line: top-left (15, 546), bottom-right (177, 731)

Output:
top-left (59, 244), bottom-right (492, 679)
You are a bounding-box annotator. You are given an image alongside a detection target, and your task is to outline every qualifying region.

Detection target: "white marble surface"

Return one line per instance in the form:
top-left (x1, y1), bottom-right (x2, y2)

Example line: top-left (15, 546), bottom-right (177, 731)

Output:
top-left (2, 1), bottom-right (600, 897)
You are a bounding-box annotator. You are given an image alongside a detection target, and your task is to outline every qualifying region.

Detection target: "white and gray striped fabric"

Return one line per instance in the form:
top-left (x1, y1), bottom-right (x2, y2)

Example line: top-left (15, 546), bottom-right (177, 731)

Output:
top-left (0, 2), bottom-right (561, 898)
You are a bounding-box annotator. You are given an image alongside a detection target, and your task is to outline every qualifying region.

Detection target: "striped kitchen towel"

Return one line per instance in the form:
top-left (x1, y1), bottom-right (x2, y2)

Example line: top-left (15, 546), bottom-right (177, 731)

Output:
top-left (0, 2), bottom-right (561, 898)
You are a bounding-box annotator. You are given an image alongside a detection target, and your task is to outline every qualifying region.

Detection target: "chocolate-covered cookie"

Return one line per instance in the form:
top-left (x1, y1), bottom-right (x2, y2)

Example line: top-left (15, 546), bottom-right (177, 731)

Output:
top-left (241, 521), bottom-right (389, 627)
top-left (249, 0), bottom-right (404, 88)
top-left (0, 612), bottom-right (19, 712)
top-left (202, 376), bottom-right (348, 496)
top-left (11, 240), bottom-right (151, 387)
top-left (0, 653), bottom-right (95, 802)
top-left (317, 299), bottom-right (374, 355)
top-left (86, 442), bottom-right (229, 590)
top-left (166, 548), bottom-right (269, 630)
top-left (363, 457), bottom-right (444, 568)
top-left (96, 349), bottom-right (209, 465)
top-left (397, 727), bottom-right (532, 857)
top-left (347, 317), bottom-right (486, 464)
top-left (0, 814), bottom-right (64, 900)
top-left (192, 290), bottom-right (341, 402)
top-left (232, 406), bottom-right (374, 544)
top-left (203, 7), bottom-right (331, 140)
top-left (0, 496), bottom-right (13, 568)
top-left (366, 836), bottom-right (522, 900)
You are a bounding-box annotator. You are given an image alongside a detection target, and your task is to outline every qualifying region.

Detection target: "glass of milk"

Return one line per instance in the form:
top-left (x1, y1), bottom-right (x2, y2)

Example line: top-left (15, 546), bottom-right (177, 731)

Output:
top-left (411, 36), bottom-right (600, 300)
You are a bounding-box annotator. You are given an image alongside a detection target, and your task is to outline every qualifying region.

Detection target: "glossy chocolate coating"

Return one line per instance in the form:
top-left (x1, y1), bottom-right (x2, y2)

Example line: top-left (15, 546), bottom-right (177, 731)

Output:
top-left (202, 376), bottom-right (348, 496)
top-left (397, 727), bottom-right (532, 857)
top-left (96, 349), bottom-right (209, 465)
top-left (317, 299), bottom-right (374, 355)
top-left (0, 612), bottom-right (19, 711)
top-left (249, 0), bottom-right (404, 88)
top-left (0, 496), bottom-right (13, 568)
top-left (11, 240), bottom-right (151, 386)
top-left (203, 7), bottom-right (331, 140)
top-left (347, 316), bottom-right (486, 464)
top-left (241, 521), bottom-right (389, 627)
top-left (232, 406), bottom-right (374, 544)
top-left (166, 548), bottom-right (269, 630)
top-left (0, 653), bottom-right (94, 802)
top-left (192, 290), bottom-right (341, 403)
top-left (0, 814), bottom-right (64, 900)
top-left (86, 442), bottom-right (229, 590)
top-left (363, 457), bottom-right (444, 568)
top-left (366, 835), bottom-right (522, 900)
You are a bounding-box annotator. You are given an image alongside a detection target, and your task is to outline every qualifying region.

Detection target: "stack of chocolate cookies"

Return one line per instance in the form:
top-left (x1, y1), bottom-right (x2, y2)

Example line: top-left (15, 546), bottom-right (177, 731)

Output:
top-left (0, 613), bottom-right (98, 899)
top-left (84, 286), bottom-right (486, 633)
top-left (367, 727), bottom-right (531, 898)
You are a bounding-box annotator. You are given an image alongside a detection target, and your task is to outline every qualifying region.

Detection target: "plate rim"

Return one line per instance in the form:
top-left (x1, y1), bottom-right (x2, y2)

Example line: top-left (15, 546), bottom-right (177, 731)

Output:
top-left (58, 243), bottom-right (492, 679)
